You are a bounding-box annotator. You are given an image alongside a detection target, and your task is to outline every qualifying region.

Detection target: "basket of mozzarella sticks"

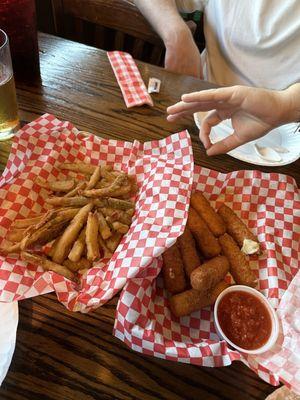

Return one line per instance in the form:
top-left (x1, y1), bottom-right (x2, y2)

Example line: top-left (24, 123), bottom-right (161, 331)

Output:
top-left (115, 166), bottom-right (300, 393)
top-left (0, 114), bottom-right (194, 312)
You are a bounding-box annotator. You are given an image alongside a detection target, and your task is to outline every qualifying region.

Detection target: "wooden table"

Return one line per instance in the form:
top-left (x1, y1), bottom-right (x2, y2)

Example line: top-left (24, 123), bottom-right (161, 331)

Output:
top-left (1, 33), bottom-right (298, 400)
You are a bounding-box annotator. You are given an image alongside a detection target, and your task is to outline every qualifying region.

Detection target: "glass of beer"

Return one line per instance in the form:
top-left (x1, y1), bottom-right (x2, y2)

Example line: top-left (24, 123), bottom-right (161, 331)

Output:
top-left (0, 29), bottom-right (19, 140)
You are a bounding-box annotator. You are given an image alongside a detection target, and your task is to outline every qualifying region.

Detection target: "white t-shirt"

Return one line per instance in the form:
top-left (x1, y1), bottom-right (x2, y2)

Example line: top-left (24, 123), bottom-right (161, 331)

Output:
top-left (176, 0), bottom-right (300, 90)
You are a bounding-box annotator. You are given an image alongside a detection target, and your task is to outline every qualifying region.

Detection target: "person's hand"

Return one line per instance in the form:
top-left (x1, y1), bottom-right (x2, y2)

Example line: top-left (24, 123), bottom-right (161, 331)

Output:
top-left (167, 85), bottom-right (291, 155)
top-left (164, 28), bottom-right (203, 79)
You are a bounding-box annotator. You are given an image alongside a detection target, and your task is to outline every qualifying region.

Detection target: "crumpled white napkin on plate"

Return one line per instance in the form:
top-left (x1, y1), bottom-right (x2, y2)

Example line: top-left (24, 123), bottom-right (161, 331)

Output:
top-left (0, 302), bottom-right (18, 386)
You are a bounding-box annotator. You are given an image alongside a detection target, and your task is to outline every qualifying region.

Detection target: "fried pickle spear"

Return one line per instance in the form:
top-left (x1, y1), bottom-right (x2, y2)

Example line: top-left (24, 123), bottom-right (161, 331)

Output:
top-left (218, 204), bottom-right (260, 254)
top-left (162, 243), bottom-right (186, 294)
top-left (0, 242), bottom-right (21, 255)
top-left (58, 162), bottom-right (97, 175)
top-left (52, 203), bottom-right (93, 264)
top-left (100, 207), bottom-right (132, 225)
top-left (36, 177), bottom-right (75, 192)
top-left (45, 196), bottom-right (89, 207)
top-left (219, 233), bottom-right (257, 287)
top-left (46, 196), bottom-right (135, 210)
top-left (190, 192), bottom-right (226, 237)
top-left (21, 208), bottom-right (79, 250)
top-left (68, 227), bottom-right (86, 262)
top-left (169, 281), bottom-right (230, 318)
top-left (105, 198), bottom-right (134, 211)
top-left (11, 215), bottom-right (44, 229)
top-left (86, 212), bottom-right (100, 262)
top-left (106, 232), bottom-right (123, 253)
top-left (48, 235), bottom-right (62, 258)
top-left (177, 227), bottom-right (201, 277)
top-left (112, 221), bottom-right (129, 234)
top-left (64, 181), bottom-right (86, 198)
top-left (21, 251), bottom-right (74, 280)
top-left (63, 258), bottom-right (91, 272)
top-left (97, 211), bottom-right (112, 240)
top-left (98, 234), bottom-right (113, 259)
top-left (7, 228), bottom-right (27, 243)
top-left (187, 207), bottom-right (221, 258)
top-left (82, 174), bottom-right (128, 198)
top-left (190, 256), bottom-right (229, 293)
top-left (86, 166), bottom-right (102, 190)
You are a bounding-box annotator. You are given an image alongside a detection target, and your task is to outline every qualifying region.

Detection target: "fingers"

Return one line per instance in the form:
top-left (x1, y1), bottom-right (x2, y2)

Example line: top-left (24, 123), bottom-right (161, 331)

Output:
top-left (167, 101), bottom-right (219, 122)
top-left (200, 110), bottom-right (245, 155)
top-left (199, 110), bottom-right (223, 149)
top-left (167, 100), bottom-right (232, 122)
top-left (206, 133), bottom-right (244, 156)
top-left (167, 110), bottom-right (198, 122)
top-left (182, 87), bottom-right (238, 104)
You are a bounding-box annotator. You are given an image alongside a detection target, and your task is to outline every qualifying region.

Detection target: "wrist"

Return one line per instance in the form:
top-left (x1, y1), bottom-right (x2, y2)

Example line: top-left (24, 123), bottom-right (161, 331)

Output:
top-left (163, 21), bottom-right (193, 49)
top-left (279, 83), bottom-right (300, 123)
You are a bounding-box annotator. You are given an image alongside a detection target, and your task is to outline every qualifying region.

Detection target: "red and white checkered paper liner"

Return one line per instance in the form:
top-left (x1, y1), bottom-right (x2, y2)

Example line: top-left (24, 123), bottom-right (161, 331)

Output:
top-left (0, 114), bottom-right (194, 312)
top-left (114, 165), bottom-right (300, 393)
top-left (107, 51), bottom-right (153, 108)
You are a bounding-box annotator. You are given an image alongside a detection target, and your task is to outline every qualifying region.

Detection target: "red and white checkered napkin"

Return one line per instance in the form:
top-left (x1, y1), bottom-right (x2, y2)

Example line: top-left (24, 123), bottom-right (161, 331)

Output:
top-left (107, 51), bottom-right (153, 108)
top-left (114, 166), bottom-right (300, 393)
top-left (0, 114), bottom-right (194, 312)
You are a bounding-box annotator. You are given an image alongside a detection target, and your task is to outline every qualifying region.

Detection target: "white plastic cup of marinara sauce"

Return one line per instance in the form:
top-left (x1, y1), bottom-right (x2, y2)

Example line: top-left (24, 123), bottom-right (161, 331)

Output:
top-left (214, 285), bottom-right (280, 355)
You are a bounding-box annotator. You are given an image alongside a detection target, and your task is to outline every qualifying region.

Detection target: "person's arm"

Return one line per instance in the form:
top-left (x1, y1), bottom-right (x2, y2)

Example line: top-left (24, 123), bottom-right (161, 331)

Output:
top-left (167, 84), bottom-right (300, 155)
top-left (135, 0), bottom-right (203, 78)
top-left (282, 83), bottom-right (300, 122)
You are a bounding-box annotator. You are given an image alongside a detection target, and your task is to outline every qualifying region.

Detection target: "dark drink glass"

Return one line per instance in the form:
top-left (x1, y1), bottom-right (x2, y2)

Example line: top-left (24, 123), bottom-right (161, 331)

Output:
top-left (0, 0), bottom-right (40, 80)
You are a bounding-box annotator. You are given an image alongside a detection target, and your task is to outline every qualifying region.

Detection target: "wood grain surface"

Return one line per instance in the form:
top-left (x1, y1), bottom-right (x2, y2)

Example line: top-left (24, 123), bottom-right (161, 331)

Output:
top-left (1, 33), bottom-right (297, 399)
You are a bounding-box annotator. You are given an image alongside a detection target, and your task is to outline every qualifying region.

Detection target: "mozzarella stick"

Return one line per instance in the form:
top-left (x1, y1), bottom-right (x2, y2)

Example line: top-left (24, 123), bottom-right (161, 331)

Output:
top-left (86, 212), bottom-right (100, 261)
top-left (218, 204), bottom-right (260, 253)
top-left (187, 207), bottom-right (221, 258)
top-left (162, 243), bottom-right (186, 294)
top-left (177, 227), bottom-right (201, 277)
top-left (219, 233), bottom-right (257, 287)
top-left (190, 192), bottom-right (226, 237)
top-left (68, 227), bottom-right (86, 262)
top-left (52, 203), bottom-right (93, 264)
top-left (86, 166), bottom-right (102, 190)
top-left (21, 251), bottom-right (74, 281)
top-left (190, 256), bottom-right (229, 293)
top-left (169, 281), bottom-right (230, 317)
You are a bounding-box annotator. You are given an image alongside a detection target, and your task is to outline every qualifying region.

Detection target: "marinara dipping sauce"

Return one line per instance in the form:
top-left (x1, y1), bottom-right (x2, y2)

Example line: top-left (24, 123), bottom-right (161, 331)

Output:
top-left (217, 290), bottom-right (272, 350)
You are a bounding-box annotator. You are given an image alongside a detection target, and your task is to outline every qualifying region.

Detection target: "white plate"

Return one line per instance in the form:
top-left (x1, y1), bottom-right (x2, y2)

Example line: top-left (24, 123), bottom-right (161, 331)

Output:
top-left (0, 302), bottom-right (18, 386)
top-left (194, 112), bottom-right (300, 166)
